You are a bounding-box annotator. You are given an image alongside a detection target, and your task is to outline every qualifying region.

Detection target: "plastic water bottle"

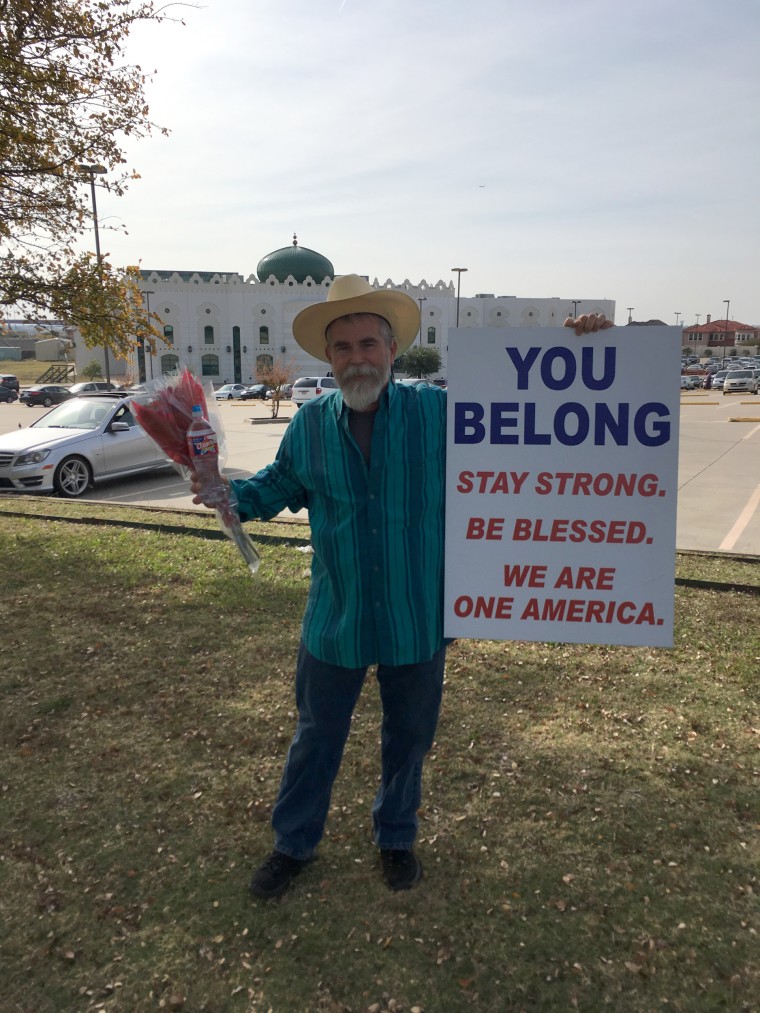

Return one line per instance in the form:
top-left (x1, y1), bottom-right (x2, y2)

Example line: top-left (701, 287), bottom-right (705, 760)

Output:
top-left (185, 404), bottom-right (261, 574)
top-left (186, 405), bottom-right (226, 508)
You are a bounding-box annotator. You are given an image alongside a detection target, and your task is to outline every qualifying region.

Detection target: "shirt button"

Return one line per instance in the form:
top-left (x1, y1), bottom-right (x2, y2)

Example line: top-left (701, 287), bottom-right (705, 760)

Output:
top-left (371, 528), bottom-right (378, 535)
top-left (369, 493), bottom-right (376, 500)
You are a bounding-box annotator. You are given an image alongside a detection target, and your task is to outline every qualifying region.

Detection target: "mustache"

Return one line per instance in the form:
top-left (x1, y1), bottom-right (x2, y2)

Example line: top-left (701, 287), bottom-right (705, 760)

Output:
top-left (340, 364), bottom-right (385, 382)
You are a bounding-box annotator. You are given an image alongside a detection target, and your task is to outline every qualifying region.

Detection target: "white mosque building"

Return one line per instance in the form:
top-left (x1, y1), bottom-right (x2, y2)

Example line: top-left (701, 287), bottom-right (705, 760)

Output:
top-left (75, 236), bottom-right (616, 384)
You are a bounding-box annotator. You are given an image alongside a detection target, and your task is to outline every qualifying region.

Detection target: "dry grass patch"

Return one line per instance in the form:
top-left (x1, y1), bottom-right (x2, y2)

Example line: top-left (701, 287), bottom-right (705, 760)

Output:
top-left (1, 498), bottom-right (758, 1012)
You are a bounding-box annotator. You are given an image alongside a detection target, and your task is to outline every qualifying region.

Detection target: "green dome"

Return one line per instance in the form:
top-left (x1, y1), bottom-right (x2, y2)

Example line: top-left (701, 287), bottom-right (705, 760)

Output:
top-left (256, 235), bottom-right (334, 284)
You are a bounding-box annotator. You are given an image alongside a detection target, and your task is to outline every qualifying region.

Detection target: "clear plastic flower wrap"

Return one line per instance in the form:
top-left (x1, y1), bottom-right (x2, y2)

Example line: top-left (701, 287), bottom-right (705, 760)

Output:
top-left (130, 369), bottom-right (260, 575)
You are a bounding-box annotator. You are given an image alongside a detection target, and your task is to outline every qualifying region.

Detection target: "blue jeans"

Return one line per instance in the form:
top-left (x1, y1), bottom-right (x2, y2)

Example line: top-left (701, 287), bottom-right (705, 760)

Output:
top-left (271, 642), bottom-right (446, 860)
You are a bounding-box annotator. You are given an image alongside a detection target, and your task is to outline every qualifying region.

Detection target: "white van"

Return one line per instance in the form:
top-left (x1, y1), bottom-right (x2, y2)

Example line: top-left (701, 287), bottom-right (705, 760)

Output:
top-left (291, 376), bottom-right (339, 408)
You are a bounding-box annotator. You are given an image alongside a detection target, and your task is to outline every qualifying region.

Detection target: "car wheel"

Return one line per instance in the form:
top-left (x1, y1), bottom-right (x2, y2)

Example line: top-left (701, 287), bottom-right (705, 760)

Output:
top-left (42, 396), bottom-right (54, 406)
top-left (54, 456), bottom-right (93, 498)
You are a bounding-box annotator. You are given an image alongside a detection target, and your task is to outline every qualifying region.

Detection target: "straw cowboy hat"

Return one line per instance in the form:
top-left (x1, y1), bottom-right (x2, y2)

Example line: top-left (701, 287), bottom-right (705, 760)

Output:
top-left (292, 274), bottom-right (420, 362)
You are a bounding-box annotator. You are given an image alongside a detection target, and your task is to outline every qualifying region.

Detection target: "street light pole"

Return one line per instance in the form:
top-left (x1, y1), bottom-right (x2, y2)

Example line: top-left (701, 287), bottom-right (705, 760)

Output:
top-left (627, 307), bottom-right (634, 324)
top-left (571, 300), bottom-right (581, 318)
top-left (451, 268), bottom-right (468, 328)
top-left (722, 300), bottom-right (731, 367)
top-left (674, 312), bottom-right (681, 326)
top-left (143, 290), bottom-right (155, 381)
top-left (76, 164), bottom-right (110, 383)
top-left (417, 296), bottom-right (427, 345)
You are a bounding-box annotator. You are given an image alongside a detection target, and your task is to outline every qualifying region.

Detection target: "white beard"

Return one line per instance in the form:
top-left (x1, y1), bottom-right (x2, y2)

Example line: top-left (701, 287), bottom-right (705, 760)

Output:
top-left (337, 364), bottom-right (388, 411)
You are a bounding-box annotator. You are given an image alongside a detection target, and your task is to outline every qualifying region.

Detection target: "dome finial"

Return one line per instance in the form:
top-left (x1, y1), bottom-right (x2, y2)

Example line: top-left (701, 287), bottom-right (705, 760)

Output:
top-left (292, 233), bottom-right (298, 247)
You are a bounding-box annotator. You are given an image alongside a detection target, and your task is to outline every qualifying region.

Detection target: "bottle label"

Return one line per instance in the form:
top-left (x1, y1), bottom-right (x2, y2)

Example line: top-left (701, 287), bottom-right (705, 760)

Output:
top-left (188, 432), bottom-right (218, 457)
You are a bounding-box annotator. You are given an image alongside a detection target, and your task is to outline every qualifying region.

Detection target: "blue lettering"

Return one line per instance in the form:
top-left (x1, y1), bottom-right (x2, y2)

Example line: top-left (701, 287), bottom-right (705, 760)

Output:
top-left (582, 345), bottom-right (616, 390)
top-left (541, 347), bottom-right (576, 390)
top-left (554, 402), bottom-right (589, 446)
top-left (454, 402), bottom-right (486, 443)
top-left (505, 344), bottom-right (617, 391)
top-left (523, 402), bottom-right (551, 444)
top-left (634, 403), bottom-right (671, 447)
top-left (505, 346), bottom-right (541, 389)
top-left (594, 402), bottom-right (630, 445)
top-left (489, 403), bottom-right (520, 444)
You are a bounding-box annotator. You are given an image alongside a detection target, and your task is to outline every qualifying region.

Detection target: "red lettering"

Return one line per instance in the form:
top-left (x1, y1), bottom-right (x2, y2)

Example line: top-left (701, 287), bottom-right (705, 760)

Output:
top-left (518, 598), bottom-right (658, 624)
top-left (503, 564), bottom-right (547, 588)
top-left (457, 471), bottom-right (474, 493)
top-left (466, 517), bottom-right (485, 539)
top-left (554, 566), bottom-right (617, 590)
top-left (466, 517), bottom-right (505, 539)
top-left (453, 595), bottom-right (513, 618)
top-left (512, 519), bottom-right (648, 544)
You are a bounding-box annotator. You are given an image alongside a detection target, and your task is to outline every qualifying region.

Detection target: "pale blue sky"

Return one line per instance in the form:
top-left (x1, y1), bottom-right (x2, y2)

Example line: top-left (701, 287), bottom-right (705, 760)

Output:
top-left (95, 0), bottom-right (759, 324)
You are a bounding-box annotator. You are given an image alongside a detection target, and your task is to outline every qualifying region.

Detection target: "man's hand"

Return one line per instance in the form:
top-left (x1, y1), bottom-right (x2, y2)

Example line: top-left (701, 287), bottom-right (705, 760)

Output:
top-left (189, 468), bottom-right (230, 508)
top-left (563, 313), bottom-right (615, 336)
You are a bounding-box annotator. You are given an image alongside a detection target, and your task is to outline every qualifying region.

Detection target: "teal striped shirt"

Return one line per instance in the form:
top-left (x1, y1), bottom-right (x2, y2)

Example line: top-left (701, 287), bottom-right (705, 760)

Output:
top-left (231, 381), bottom-right (447, 668)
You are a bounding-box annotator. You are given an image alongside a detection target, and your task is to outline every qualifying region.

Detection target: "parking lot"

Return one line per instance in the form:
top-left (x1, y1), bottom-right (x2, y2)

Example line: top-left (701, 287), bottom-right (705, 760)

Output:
top-left (1, 390), bottom-right (760, 555)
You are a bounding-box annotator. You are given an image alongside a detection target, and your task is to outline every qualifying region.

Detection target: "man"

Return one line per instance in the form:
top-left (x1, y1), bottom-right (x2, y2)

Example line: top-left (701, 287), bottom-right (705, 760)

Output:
top-left (191, 274), bottom-right (610, 898)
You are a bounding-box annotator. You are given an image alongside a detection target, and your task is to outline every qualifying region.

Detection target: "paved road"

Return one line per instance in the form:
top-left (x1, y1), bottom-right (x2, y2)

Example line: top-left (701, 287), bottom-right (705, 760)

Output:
top-left (2, 392), bottom-right (760, 555)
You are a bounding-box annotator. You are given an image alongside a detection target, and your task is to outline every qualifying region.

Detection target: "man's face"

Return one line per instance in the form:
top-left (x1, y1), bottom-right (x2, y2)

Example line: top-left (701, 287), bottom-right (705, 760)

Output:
top-left (325, 315), bottom-right (397, 412)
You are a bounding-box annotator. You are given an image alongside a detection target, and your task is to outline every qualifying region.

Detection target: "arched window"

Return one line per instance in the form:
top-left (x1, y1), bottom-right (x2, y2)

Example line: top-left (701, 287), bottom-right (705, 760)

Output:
top-left (201, 354), bottom-right (219, 377)
top-left (259, 325), bottom-right (269, 344)
top-left (163, 324), bottom-right (174, 346)
top-left (204, 325), bottom-right (214, 344)
top-left (427, 326), bottom-right (436, 344)
top-left (160, 353), bottom-right (179, 375)
top-left (256, 353), bottom-right (273, 371)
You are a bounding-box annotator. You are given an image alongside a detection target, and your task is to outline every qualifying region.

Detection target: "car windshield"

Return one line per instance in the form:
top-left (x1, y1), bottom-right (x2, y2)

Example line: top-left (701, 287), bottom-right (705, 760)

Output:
top-left (727, 370), bottom-right (751, 378)
top-left (30, 400), bottom-right (115, 430)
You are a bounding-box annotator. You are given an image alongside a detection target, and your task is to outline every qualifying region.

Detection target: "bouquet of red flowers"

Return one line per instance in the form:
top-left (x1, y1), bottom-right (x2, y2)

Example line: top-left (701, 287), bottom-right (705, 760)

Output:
top-left (131, 369), bottom-right (260, 574)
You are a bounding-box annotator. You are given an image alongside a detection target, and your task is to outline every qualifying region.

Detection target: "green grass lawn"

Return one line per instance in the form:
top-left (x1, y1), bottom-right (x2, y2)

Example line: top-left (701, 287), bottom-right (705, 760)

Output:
top-left (0, 497), bottom-right (758, 1012)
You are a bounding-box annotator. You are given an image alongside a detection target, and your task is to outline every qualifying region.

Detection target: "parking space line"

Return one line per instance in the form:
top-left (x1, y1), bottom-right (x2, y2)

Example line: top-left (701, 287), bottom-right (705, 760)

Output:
top-left (719, 483), bottom-right (760, 552)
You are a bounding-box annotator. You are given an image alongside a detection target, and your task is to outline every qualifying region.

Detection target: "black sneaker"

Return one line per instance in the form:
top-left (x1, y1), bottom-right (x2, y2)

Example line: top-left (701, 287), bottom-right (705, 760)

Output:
top-left (249, 850), bottom-right (310, 899)
top-left (380, 849), bottom-right (423, 891)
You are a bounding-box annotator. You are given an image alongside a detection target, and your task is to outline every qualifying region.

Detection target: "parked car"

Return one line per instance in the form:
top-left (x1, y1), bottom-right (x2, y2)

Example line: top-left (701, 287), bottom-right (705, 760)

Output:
top-left (214, 383), bottom-right (248, 400)
top-left (0, 384), bottom-right (18, 403)
top-left (291, 376), bottom-right (339, 407)
top-left (266, 384), bottom-right (293, 400)
top-left (396, 378), bottom-right (441, 390)
top-left (711, 371), bottom-right (729, 391)
top-left (68, 381), bottom-right (118, 394)
top-left (680, 375), bottom-right (699, 391)
top-left (19, 384), bottom-right (73, 407)
top-left (722, 369), bottom-right (759, 396)
top-left (240, 383), bottom-right (272, 400)
top-left (0, 373), bottom-right (20, 392)
top-left (0, 395), bottom-right (171, 498)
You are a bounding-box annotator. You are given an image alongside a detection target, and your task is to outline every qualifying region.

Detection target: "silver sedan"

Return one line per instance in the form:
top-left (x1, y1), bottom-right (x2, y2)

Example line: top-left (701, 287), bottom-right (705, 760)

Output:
top-left (0, 395), bottom-right (172, 497)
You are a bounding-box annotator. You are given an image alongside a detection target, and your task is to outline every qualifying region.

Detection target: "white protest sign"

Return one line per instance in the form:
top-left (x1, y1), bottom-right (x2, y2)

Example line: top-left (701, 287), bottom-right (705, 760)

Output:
top-left (444, 326), bottom-right (681, 647)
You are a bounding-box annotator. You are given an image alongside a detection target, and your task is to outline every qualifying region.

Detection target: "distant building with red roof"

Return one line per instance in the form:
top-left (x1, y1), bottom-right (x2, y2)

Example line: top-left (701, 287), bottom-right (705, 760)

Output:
top-left (682, 317), bottom-right (759, 351)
